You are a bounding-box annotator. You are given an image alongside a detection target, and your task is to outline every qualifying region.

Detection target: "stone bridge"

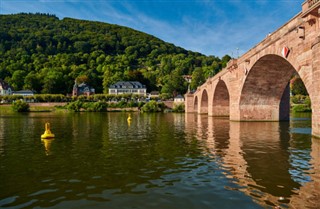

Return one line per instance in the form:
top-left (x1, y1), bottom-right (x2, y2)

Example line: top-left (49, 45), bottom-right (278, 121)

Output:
top-left (185, 1), bottom-right (320, 137)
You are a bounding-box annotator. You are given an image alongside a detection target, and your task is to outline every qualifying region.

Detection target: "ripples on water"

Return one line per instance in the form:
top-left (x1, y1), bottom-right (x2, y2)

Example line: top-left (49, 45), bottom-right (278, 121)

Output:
top-left (0, 112), bottom-right (319, 209)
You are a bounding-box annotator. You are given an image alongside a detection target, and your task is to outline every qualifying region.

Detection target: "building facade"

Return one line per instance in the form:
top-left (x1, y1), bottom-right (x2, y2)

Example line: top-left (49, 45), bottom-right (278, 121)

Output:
top-left (12, 90), bottom-right (34, 96)
top-left (174, 95), bottom-right (185, 103)
top-left (72, 82), bottom-right (95, 96)
top-left (0, 79), bottom-right (13, 96)
top-left (109, 81), bottom-right (147, 96)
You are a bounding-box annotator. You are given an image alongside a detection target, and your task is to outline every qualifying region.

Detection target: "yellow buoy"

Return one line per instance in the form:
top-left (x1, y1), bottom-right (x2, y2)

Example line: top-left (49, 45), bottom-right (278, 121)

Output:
top-left (41, 122), bottom-right (55, 139)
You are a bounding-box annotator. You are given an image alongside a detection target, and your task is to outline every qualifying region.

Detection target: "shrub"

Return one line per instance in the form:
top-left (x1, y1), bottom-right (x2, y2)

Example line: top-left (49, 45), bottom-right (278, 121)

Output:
top-left (77, 95), bottom-right (88, 102)
top-left (172, 103), bottom-right (185, 112)
top-left (127, 101), bottom-right (137, 107)
top-left (292, 104), bottom-right (311, 112)
top-left (67, 100), bottom-right (83, 112)
top-left (138, 102), bottom-right (145, 108)
top-left (12, 100), bottom-right (30, 112)
top-left (291, 95), bottom-right (306, 104)
top-left (117, 100), bottom-right (127, 108)
top-left (141, 101), bottom-right (165, 112)
top-left (304, 96), bottom-right (311, 106)
top-left (91, 101), bottom-right (107, 112)
top-left (160, 93), bottom-right (172, 100)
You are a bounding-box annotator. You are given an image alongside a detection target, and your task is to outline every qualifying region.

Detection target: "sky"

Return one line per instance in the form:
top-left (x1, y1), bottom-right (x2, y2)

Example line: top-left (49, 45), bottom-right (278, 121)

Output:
top-left (0, 0), bottom-right (303, 58)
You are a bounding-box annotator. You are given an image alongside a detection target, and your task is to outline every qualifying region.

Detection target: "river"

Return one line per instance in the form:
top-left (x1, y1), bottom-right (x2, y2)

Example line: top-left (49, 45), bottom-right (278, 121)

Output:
top-left (0, 112), bottom-right (319, 209)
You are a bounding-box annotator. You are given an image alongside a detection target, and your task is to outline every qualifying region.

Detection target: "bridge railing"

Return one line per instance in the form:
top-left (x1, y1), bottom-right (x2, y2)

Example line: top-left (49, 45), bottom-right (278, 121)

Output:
top-left (308, 0), bottom-right (320, 8)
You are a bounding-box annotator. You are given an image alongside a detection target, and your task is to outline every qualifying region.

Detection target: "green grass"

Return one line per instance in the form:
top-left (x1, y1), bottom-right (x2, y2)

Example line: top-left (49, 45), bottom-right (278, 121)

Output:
top-left (0, 104), bottom-right (60, 113)
top-left (0, 105), bottom-right (13, 114)
top-left (292, 104), bottom-right (312, 112)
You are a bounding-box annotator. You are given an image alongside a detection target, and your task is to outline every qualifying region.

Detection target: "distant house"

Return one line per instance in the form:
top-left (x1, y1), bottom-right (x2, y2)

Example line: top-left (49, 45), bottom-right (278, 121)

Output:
top-left (174, 94), bottom-right (185, 103)
top-left (109, 81), bottom-right (147, 96)
top-left (72, 82), bottom-right (95, 96)
top-left (13, 90), bottom-right (35, 96)
top-left (183, 75), bottom-right (192, 83)
top-left (0, 79), bottom-right (13, 95)
top-left (149, 91), bottom-right (160, 98)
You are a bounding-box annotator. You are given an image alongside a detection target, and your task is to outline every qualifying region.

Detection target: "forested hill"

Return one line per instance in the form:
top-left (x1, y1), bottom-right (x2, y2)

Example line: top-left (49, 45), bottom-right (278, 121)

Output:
top-left (0, 13), bottom-right (231, 95)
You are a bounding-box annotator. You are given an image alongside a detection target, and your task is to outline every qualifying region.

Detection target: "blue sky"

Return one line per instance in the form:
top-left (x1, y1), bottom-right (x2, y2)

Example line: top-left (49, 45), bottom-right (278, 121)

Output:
top-left (0, 0), bottom-right (303, 58)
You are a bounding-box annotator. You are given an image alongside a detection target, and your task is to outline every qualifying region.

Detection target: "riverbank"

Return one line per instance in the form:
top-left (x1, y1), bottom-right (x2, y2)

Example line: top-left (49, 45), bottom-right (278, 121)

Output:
top-left (0, 103), bottom-right (145, 113)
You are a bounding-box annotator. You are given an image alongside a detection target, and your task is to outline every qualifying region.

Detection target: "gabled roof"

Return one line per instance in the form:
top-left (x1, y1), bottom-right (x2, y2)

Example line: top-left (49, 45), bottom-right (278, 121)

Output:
top-left (175, 94), bottom-right (184, 99)
top-left (0, 79), bottom-right (13, 90)
top-left (74, 83), bottom-right (95, 93)
top-left (13, 90), bottom-right (35, 94)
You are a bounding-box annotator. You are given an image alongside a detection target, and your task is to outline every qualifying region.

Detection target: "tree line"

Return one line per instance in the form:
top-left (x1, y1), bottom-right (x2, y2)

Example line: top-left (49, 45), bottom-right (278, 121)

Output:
top-left (0, 13), bottom-right (231, 96)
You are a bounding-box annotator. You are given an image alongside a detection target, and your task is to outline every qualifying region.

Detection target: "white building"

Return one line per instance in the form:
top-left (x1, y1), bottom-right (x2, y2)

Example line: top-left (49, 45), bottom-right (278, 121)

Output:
top-left (12, 90), bottom-right (35, 96)
top-left (109, 81), bottom-right (147, 96)
top-left (174, 94), bottom-right (185, 103)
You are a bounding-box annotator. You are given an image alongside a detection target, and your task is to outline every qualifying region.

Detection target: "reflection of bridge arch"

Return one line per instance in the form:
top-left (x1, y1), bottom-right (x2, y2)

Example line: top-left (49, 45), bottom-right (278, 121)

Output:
top-left (185, 114), bottom-right (319, 208)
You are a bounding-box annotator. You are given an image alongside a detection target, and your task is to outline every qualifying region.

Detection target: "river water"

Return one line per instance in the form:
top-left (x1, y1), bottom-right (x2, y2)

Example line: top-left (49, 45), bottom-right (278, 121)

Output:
top-left (0, 112), bottom-right (319, 209)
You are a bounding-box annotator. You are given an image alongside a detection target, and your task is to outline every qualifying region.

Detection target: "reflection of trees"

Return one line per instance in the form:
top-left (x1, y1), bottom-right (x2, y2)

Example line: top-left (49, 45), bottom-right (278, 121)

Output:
top-left (1, 113), bottom-right (206, 208)
top-left (1, 113), bottom-right (318, 208)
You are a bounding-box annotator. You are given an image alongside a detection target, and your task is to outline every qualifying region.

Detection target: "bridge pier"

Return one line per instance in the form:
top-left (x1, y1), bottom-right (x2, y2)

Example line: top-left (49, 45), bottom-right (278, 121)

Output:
top-left (311, 37), bottom-right (320, 137)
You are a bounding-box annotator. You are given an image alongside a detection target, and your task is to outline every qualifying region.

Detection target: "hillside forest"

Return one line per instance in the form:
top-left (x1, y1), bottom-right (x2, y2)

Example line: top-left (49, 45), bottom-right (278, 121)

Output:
top-left (0, 13), bottom-right (231, 96)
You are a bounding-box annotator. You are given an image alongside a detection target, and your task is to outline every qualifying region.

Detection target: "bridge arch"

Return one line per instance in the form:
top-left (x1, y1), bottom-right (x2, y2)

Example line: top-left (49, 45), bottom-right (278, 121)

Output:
top-left (211, 80), bottom-right (230, 117)
top-left (200, 89), bottom-right (209, 114)
top-left (239, 54), bottom-right (310, 121)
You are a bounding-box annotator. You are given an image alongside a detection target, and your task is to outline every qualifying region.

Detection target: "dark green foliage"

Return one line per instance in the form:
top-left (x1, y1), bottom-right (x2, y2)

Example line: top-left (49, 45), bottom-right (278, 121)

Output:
top-left (11, 100), bottom-right (30, 112)
top-left (65, 99), bottom-right (142, 111)
top-left (291, 95), bottom-right (309, 104)
top-left (0, 95), bottom-right (23, 103)
top-left (82, 101), bottom-right (108, 112)
top-left (141, 101), bottom-right (165, 112)
top-left (0, 94), bottom-right (67, 103)
top-left (190, 67), bottom-right (205, 90)
top-left (67, 100), bottom-right (83, 112)
top-left (291, 95), bottom-right (311, 112)
top-left (291, 77), bottom-right (308, 96)
top-left (0, 13), bottom-right (229, 95)
top-left (292, 104), bottom-right (311, 112)
top-left (172, 103), bottom-right (185, 112)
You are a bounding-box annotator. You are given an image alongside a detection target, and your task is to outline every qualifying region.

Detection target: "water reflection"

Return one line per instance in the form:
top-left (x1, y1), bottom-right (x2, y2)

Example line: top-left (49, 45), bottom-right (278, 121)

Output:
top-left (41, 138), bottom-right (54, 155)
top-left (185, 113), bottom-right (319, 208)
top-left (0, 112), bottom-right (319, 208)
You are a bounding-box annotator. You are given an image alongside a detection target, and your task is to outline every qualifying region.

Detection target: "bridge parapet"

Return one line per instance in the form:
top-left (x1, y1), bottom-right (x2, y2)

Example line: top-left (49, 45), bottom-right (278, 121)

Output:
top-left (185, 2), bottom-right (320, 137)
top-left (306, 0), bottom-right (320, 9)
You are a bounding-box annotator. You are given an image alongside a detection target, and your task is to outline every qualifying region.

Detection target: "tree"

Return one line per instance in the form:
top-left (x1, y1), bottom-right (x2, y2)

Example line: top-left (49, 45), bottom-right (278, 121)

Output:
top-left (76, 75), bottom-right (89, 84)
top-left (221, 55), bottom-right (232, 68)
top-left (161, 69), bottom-right (187, 96)
top-left (190, 67), bottom-right (205, 90)
top-left (12, 100), bottom-right (30, 112)
top-left (42, 70), bottom-right (65, 94)
top-left (0, 13), bottom-right (227, 95)
top-left (11, 70), bottom-right (26, 90)
top-left (24, 72), bottom-right (42, 92)
top-left (291, 77), bottom-right (308, 96)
